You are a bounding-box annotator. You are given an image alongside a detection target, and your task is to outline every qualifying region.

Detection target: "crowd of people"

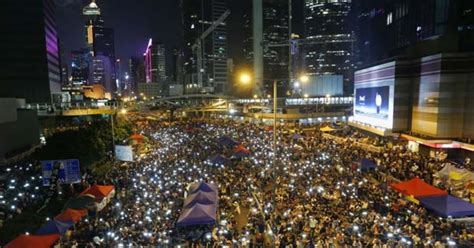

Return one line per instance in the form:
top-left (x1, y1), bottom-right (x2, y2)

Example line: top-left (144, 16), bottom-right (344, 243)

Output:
top-left (61, 117), bottom-right (474, 247)
top-left (2, 116), bottom-right (474, 247)
top-left (0, 162), bottom-right (49, 229)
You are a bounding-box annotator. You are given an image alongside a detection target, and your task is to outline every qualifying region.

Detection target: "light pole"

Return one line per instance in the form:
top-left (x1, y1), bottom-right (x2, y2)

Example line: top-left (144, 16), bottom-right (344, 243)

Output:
top-left (110, 105), bottom-right (128, 158)
top-left (239, 73), bottom-right (308, 235)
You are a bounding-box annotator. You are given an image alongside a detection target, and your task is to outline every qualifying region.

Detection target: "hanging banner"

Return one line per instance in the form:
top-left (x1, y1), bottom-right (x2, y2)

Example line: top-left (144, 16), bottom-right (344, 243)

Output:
top-left (41, 159), bottom-right (81, 186)
top-left (115, 145), bottom-right (134, 162)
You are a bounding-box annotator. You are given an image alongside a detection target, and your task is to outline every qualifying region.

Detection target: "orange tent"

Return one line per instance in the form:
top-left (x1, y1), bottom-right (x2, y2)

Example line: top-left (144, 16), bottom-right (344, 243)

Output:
top-left (80, 185), bottom-right (115, 201)
top-left (130, 133), bottom-right (144, 140)
top-left (5, 234), bottom-right (60, 248)
top-left (390, 178), bottom-right (448, 198)
top-left (54, 208), bottom-right (87, 223)
top-left (233, 145), bottom-right (251, 154)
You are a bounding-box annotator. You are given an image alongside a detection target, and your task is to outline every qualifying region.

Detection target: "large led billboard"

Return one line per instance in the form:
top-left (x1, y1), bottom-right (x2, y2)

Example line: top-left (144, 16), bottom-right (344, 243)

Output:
top-left (353, 85), bottom-right (393, 129)
top-left (355, 86), bottom-right (389, 119)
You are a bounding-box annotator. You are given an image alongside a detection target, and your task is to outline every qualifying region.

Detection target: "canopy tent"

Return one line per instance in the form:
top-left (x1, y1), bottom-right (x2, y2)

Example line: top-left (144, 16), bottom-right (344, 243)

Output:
top-left (36, 219), bottom-right (74, 235)
top-left (320, 126), bottom-right (336, 132)
top-left (264, 125), bottom-right (273, 131)
top-left (80, 185), bottom-right (115, 202)
top-left (234, 145), bottom-right (250, 153)
top-left (233, 145), bottom-right (251, 158)
top-left (176, 203), bottom-right (217, 226)
top-left (64, 194), bottom-right (96, 210)
top-left (390, 178), bottom-right (448, 198)
top-left (217, 136), bottom-right (239, 148)
top-left (54, 208), bottom-right (87, 223)
top-left (5, 234), bottom-right (60, 248)
top-left (233, 150), bottom-right (251, 159)
top-left (358, 159), bottom-right (377, 171)
top-left (291, 133), bottom-right (303, 140)
top-left (189, 182), bottom-right (218, 194)
top-left (435, 164), bottom-right (474, 181)
top-left (130, 133), bottom-right (145, 140)
top-left (419, 195), bottom-right (474, 218)
top-left (209, 155), bottom-right (229, 165)
top-left (183, 191), bottom-right (218, 208)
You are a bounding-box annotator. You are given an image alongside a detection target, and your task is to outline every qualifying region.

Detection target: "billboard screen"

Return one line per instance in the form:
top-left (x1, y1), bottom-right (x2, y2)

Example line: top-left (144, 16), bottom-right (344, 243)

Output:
top-left (355, 86), bottom-right (390, 120)
top-left (41, 159), bottom-right (81, 186)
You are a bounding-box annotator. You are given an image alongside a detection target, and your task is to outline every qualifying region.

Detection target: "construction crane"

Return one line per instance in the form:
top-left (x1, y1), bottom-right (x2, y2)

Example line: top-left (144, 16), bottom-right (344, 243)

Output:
top-left (192, 10), bottom-right (231, 87)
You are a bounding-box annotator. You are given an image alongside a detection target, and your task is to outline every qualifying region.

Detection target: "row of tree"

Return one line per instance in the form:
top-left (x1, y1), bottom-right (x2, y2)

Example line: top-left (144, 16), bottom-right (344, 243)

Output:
top-left (33, 116), bottom-right (132, 172)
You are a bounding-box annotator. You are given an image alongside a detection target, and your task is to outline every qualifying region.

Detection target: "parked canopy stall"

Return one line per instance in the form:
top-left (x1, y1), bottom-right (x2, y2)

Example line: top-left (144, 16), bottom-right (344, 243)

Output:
top-left (419, 195), bottom-right (474, 218)
top-left (80, 184), bottom-right (115, 211)
top-left (177, 182), bottom-right (218, 227)
top-left (5, 234), bottom-right (60, 248)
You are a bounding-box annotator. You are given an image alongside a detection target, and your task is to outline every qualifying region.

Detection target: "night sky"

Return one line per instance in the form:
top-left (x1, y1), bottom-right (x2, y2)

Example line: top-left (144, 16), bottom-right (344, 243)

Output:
top-left (54, 0), bottom-right (304, 74)
top-left (54, 0), bottom-right (180, 74)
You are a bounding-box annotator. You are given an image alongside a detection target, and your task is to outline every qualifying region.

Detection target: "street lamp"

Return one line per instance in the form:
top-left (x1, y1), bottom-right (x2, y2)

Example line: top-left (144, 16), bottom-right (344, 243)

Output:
top-left (299, 75), bottom-right (309, 83)
top-left (239, 73), bottom-right (308, 235)
top-left (239, 73), bottom-right (251, 85)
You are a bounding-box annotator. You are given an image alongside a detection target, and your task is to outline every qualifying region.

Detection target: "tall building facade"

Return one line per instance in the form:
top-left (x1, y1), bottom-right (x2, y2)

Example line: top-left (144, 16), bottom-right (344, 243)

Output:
top-left (355, 0), bottom-right (474, 66)
top-left (144, 39), bottom-right (166, 95)
top-left (71, 49), bottom-right (90, 85)
top-left (0, 0), bottom-right (61, 103)
top-left (129, 57), bottom-right (145, 95)
top-left (303, 0), bottom-right (355, 94)
top-left (180, 0), bottom-right (230, 94)
top-left (82, 0), bottom-right (117, 95)
top-left (243, 0), bottom-right (290, 96)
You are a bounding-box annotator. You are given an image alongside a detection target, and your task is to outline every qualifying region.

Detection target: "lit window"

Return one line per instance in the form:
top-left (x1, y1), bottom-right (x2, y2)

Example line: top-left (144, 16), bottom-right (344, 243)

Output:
top-left (387, 12), bottom-right (393, 25)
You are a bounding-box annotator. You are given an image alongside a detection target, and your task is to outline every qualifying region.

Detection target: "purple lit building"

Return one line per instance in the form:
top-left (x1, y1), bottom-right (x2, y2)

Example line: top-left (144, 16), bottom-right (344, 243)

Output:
top-left (144, 38), bottom-right (166, 95)
top-left (0, 0), bottom-right (62, 103)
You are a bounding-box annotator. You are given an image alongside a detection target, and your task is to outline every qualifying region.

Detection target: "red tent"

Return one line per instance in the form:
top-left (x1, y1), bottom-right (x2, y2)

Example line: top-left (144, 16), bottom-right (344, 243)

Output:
top-left (233, 145), bottom-right (251, 154)
top-left (80, 185), bottom-right (115, 202)
top-left (5, 234), bottom-right (60, 248)
top-left (130, 133), bottom-right (144, 140)
top-left (390, 178), bottom-right (448, 198)
top-left (54, 208), bottom-right (87, 223)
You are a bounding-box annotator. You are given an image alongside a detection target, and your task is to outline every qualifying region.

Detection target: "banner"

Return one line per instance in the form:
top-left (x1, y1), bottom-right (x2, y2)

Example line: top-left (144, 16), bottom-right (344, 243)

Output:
top-left (115, 145), bottom-right (134, 162)
top-left (41, 159), bottom-right (81, 186)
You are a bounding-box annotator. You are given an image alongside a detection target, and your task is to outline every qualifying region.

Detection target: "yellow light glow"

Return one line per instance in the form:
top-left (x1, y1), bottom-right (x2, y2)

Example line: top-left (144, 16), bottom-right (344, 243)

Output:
top-left (239, 73), bottom-right (251, 84)
top-left (120, 109), bottom-right (127, 115)
top-left (299, 75), bottom-right (309, 83)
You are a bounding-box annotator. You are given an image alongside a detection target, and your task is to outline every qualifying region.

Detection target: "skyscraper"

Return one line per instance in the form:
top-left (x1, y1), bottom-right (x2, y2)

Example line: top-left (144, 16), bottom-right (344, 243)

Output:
top-left (129, 57), bottom-right (145, 95)
top-left (180, 0), bottom-right (230, 94)
top-left (355, 0), bottom-right (474, 66)
top-left (144, 39), bottom-right (167, 95)
top-left (0, 0), bottom-right (61, 103)
top-left (303, 0), bottom-right (355, 94)
top-left (71, 49), bottom-right (90, 86)
top-left (243, 0), bottom-right (290, 96)
top-left (82, 0), bottom-right (117, 94)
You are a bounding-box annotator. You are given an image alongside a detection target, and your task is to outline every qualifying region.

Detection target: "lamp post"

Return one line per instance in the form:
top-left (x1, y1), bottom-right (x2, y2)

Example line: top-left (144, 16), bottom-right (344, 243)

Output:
top-left (239, 72), bottom-right (308, 236)
top-left (110, 105), bottom-right (128, 158)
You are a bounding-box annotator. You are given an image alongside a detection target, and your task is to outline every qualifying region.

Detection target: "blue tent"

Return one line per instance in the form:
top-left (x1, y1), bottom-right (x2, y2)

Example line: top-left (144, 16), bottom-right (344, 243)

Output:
top-left (359, 159), bottom-right (376, 171)
top-left (419, 195), bottom-right (474, 218)
top-left (35, 219), bottom-right (74, 235)
top-left (217, 136), bottom-right (239, 148)
top-left (189, 182), bottom-right (218, 194)
top-left (233, 150), bottom-right (251, 159)
top-left (184, 191), bottom-right (218, 208)
top-left (176, 203), bottom-right (217, 226)
top-left (209, 155), bottom-right (228, 165)
top-left (291, 133), bottom-right (303, 140)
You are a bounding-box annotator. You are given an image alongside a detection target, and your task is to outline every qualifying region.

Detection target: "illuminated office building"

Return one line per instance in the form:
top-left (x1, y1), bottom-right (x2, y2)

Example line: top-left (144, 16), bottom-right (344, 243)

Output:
top-left (304, 0), bottom-right (355, 94)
